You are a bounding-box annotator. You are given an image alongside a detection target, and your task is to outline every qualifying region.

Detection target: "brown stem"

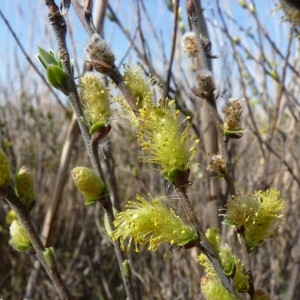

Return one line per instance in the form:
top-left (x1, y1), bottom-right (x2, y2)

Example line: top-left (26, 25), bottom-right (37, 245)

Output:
top-left (43, 1), bottom-right (136, 299)
top-left (184, 0), bottom-right (239, 296)
top-left (163, 0), bottom-right (179, 99)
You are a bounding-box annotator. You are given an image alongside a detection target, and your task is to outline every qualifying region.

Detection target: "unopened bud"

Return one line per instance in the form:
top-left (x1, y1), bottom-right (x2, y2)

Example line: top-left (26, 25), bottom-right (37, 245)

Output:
top-left (71, 167), bottom-right (107, 205)
top-left (222, 98), bottom-right (245, 137)
top-left (207, 154), bottom-right (225, 177)
top-left (86, 33), bottom-right (115, 72)
top-left (182, 32), bottom-right (198, 57)
top-left (9, 220), bottom-right (33, 252)
top-left (14, 166), bottom-right (36, 211)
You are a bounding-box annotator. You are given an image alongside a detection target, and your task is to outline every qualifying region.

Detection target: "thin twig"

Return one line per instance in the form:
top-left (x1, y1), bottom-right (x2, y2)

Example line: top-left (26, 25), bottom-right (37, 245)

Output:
top-left (43, 1), bottom-right (136, 299)
top-left (174, 186), bottom-right (236, 295)
top-left (184, 0), bottom-right (239, 295)
top-left (163, 0), bottom-right (179, 99)
top-left (0, 186), bottom-right (71, 300)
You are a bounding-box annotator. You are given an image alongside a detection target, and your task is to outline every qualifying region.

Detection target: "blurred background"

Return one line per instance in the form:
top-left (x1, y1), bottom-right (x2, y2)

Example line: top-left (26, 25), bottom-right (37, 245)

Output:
top-left (0, 0), bottom-right (299, 299)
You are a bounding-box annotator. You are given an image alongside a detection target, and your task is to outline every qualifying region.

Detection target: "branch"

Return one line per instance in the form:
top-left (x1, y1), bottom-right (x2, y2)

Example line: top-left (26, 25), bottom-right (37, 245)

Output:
top-left (43, 1), bottom-right (136, 299)
top-left (0, 186), bottom-right (71, 300)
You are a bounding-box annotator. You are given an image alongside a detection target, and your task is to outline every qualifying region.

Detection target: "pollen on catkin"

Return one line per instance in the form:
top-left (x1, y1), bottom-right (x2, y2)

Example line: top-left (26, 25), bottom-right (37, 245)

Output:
top-left (198, 228), bottom-right (249, 294)
top-left (224, 189), bottom-right (285, 250)
top-left (79, 72), bottom-right (111, 136)
top-left (113, 194), bottom-right (198, 252)
top-left (123, 64), bottom-right (155, 108)
top-left (137, 99), bottom-right (199, 183)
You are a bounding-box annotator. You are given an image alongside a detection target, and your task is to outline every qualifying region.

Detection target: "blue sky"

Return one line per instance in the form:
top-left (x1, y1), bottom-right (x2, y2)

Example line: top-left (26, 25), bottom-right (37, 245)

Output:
top-left (0, 0), bottom-right (292, 101)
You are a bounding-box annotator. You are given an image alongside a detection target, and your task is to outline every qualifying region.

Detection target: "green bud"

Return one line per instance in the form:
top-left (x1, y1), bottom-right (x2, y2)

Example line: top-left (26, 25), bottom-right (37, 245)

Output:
top-left (121, 259), bottom-right (131, 278)
top-left (47, 65), bottom-right (69, 95)
top-left (36, 47), bottom-right (74, 95)
top-left (14, 166), bottom-right (36, 211)
top-left (9, 220), bottom-right (33, 252)
top-left (71, 167), bottom-right (107, 205)
top-left (269, 69), bottom-right (279, 81)
top-left (0, 150), bottom-right (11, 187)
top-left (43, 247), bottom-right (56, 268)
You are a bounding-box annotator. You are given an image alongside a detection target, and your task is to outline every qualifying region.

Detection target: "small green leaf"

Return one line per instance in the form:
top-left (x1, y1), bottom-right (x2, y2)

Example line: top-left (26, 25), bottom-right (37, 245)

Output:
top-left (46, 65), bottom-right (68, 93)
top-left (38, 47), bottom-right (58, 66)
top-left (35, 54), bottom-right (47, 69)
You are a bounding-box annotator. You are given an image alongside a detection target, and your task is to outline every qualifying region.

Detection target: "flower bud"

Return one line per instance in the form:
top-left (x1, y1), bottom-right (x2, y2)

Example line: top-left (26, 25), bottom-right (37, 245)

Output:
top-left (71, 167), bottom-right (107, 205)
top-left (86, 33), bottom-right (115, 72)
top-left (0, 150), bottom-right (11, 187)
top-left (238, 0), bottom-right (247, 8)
top-left (9, 220), bottom-right (33, 252)
top-left (182, 32), bottom-right (199, 57)
top-left (206, 154), bottom-right (225, 177)
top-left (222, 98), bottom-right (245, 137)
top-left (191, 71), bottom-right (215, 99)
top-left (121, 260), bottom-right (131, 278)
top-left (14, 166), bottom-right (36, 211)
